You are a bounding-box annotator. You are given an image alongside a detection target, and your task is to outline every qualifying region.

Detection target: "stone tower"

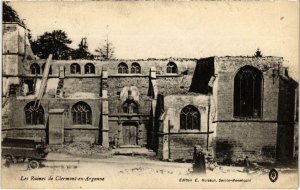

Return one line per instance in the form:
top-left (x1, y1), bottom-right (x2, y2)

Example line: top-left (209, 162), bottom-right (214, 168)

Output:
top-left (2, 22), bottom-right (33, 97)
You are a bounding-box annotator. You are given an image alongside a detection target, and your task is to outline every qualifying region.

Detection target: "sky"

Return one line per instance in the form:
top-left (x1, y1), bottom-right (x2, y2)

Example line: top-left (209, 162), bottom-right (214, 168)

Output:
top-left (9, 1), bottom-right (299, 79)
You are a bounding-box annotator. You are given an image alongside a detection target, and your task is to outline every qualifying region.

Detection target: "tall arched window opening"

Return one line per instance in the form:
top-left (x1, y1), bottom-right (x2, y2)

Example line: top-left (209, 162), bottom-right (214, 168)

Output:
top-left (234, 66), bottom-right (263, 118)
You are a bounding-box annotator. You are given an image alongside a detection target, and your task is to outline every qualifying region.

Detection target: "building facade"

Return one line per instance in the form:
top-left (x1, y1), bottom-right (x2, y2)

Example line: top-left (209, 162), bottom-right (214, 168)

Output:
top-left (2, 22), bottom-right (298, 163)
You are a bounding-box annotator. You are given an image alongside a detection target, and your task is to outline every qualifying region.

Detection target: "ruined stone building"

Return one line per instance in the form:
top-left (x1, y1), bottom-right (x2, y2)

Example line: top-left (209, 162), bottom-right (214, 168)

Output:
top-left (2, 22), bottom-right (298, 163)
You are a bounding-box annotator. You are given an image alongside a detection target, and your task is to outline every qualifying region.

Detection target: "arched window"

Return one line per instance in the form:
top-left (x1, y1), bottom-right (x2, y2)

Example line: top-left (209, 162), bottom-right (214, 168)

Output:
top-left (180, 105), bottom-right (200, 130)
top-left (30, 63), bottom-right (40, 75)
top-left (70, 63), bottom-right (81, 74)
top-left (166, 62), bottom-right (178, 74)
top-left (118, 62), bottom-right (128, 74)
top-left (72, 102), bottom-right (92, 125)
top-left (84, 63), bottom-right (95, 74)
top-left (42, 63), bottom-right (52, 75)
top-left (24, 102), bottom-right (44, 125)
top-left (234, 66), bottom-right (262, 118)
top-left (131, 62), bottom-right (141, 74)
top-left (123, 100), bottom-right (138, 114)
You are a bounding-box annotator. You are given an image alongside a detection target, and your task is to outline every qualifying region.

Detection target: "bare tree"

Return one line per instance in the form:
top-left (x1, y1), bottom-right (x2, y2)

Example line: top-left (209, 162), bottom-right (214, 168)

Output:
top-left (95, 38), bottom-right (115, 60)
top-left (95, 25), bottom-right (115, 60)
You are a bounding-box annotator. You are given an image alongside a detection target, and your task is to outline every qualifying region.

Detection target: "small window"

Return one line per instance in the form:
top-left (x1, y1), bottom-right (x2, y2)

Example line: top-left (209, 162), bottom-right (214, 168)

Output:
top-left (30, 63), bottom-right (40, 75)
top-left (23, 79), bottom-right (35, 95)
top-left (24, 102), bottom-right (44, 125)
top-left (180, 105), bottom-right (200, 130)
top-left (84, 63), bottom-right (95, 74)
top-left (9, 84), bottom-right (18, 95)
top-left (42, 63), bottom-right (52, 75)
top-left (70, 63), bottom-right (81, 74)
top-left (122, 100), bottom-right (138, 114)
top-left (118, 62), bottom-right (128, 74)
top-left (166, 62), bottom-right (178, 74)
top-left (72, 102), bottom-right (92, 125)
top-left (131, 62), bottom-right (141, 74)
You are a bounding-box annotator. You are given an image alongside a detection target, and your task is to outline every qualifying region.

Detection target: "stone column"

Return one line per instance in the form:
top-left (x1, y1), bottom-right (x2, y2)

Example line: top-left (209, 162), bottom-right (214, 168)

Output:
top-left (118, 120), bottom-right (123, 146)
top-left (48, 109), bottom-right (64, 145)
top-left (101, 67), bottom-right (109, 147)
top-left (150, 67), bottom-right (158, 99)
top-left (59, 66), bottom-right (65, 78)
top-left (149, 67), bottom-right (158, 149)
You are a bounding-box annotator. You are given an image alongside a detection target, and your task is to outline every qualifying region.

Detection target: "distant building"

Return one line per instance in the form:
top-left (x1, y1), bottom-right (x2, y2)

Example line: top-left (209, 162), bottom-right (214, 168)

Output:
top-left (2, 22), bottom-right (298, 163)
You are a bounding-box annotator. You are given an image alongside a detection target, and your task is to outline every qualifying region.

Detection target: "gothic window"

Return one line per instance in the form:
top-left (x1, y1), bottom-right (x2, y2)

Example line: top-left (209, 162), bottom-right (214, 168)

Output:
top-left (42, 63), bottom-right (52, 75)
top-left (123, 100), bottom-right (138, 114)
top-left (30, 63), bottom-right (40, 75)
top-left (84, 63), bottom-right (95, 74)
top-left (234, 66), bottom-right (263, 118)
top-left (131, 62), bottom-right (141, 74)
top-left (72, 102), bottom-right (92, 125)
top-left (118, 62), bottom-right (128, 74)
top-left (24, 102), bottom-right (44, 125)
top-left (70, 63), bottom-right (81, 74)
top-left (180, 105), bottom-right (200, 130)
top-left (166, 62), bottom-right (178, 74)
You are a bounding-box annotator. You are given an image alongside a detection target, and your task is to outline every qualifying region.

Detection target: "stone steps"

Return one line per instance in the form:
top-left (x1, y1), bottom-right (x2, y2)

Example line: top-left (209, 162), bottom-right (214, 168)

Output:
top-left (112, 147), bottom-right (156, 157)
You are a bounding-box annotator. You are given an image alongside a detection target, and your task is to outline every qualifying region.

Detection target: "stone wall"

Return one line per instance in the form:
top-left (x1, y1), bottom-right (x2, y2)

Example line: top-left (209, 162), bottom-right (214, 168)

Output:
top-left (275, 75), bottom-right (297, 162)
top-left (2, 23), bottom-right (25, 55)
top-left (158, 134), bottom-right (207, 161)
top-left (214, 56), bottom-right (282, 121)
top-left (63, 78), bottom-right (101, 97)
top-left (5, 129), bottom-right (46, 142)
top-left (213, 122), bottom-right (278, 163)
top-left (157, 95), bottom-right (211, 160)
top-left (2, 97), bottom-right (15, 130)
top-left (107, 76), bottom-right (151, 114)
top-left (212, 56), bottom-right (284, 163)
top-left (21, 59), bottom-right (196, 77)
top-left (2, 98), bottom-right (102, 143)
top-left (163, 95), bottom-right (210, 132)
top-left (2, 23), bottom-right (33, 77)
top-left (157, 75), bottom-right (193, 96)
top-left (278, 76), bottom-right (297, 122)
top-left (64, 129), bottom-right (99, 143)
top-left (2, 23), bottom-right (28, 96)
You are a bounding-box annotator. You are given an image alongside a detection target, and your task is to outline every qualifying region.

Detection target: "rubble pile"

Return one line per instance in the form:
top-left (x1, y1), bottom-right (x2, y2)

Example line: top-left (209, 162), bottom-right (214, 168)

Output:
top-left (48, 142), bottom-right (112, 158)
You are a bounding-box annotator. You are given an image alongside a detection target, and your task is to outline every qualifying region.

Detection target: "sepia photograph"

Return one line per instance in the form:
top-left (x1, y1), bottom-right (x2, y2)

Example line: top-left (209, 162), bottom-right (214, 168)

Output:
top-left (1, 1), bottom-right (299, 189)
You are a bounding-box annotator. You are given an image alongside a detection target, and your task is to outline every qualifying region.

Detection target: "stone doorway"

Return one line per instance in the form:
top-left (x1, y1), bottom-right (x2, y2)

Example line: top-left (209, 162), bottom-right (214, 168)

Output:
top-left (122, 122), bottom-right (137, 145)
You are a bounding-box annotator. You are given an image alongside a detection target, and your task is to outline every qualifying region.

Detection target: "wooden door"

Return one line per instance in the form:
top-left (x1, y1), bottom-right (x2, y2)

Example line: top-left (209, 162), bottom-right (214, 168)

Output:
top-left (122, 123), bottom-right (137, 145)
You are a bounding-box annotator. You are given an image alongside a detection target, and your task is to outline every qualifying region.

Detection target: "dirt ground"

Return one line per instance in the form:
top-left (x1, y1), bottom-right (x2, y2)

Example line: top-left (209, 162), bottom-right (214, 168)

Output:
top-left (1, 152), bottom-right (298, 189)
